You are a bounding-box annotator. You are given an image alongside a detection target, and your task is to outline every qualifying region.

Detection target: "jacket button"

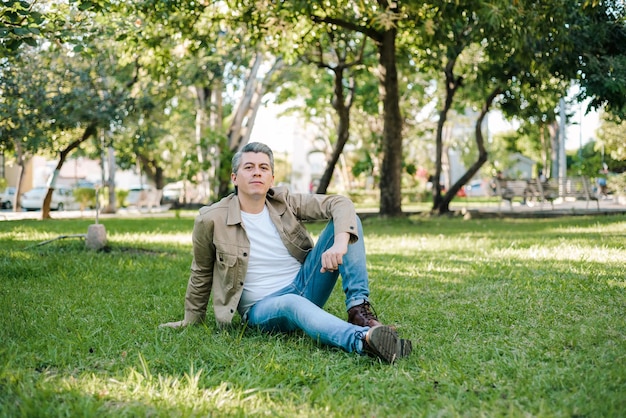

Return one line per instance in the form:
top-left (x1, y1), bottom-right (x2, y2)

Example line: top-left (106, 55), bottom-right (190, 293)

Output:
top-left (243, 252), bottom-right (248, 257)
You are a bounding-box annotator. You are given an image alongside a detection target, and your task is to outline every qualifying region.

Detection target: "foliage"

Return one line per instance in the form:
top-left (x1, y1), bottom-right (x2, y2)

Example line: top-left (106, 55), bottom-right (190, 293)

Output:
top-left (607, 172), bottom-right (626, 195)
top-left (1, 0), bottom-right (626, 218)
top-left (0, 215), bottom-right (625, 416)
top-left (596, 110), bottom-right (626, 161)
top-left (568, 1), bottom-right (626, 119)
top-left (567, 139), bottom-right (626, 178)
top-left (116, 189), bottom-right (129, 208)
top-left (0, 0), bottom-right (42, 52)
top-left (73, 187), bottom-right (96, 210)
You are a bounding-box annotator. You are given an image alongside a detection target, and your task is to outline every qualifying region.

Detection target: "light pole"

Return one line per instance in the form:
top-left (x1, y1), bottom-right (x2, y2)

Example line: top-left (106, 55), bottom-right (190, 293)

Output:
top-left (578, 102), bottom-right (583, 174)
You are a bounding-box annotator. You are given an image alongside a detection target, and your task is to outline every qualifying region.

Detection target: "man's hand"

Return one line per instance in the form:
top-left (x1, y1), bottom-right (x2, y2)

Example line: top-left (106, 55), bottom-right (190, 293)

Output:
top-left (320, 232), bottom-right (350, 273)
top-left (159, 320), bottom-right (187, 329)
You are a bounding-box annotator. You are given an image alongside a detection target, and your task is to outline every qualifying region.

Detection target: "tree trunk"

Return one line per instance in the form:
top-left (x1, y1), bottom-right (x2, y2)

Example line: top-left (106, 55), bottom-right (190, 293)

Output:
top-left (219, 54), bottom-right (284, 197)
top-left (432, 58), bottom-right (461, 212)
top-left (539, 123), bottom-right (548, 176)
top-left (192, 85), bottom-right (211, 200)
top-left (13, 139), bottom-right (25, 212)
top-left (435, 87), bottom-right (501, 214)
top-left (227, 53), bottom-right (264, 152)
top-left (316, 65), bottom-right (353, 194)
top-left (41, 123), bottom-right (97, 219)
top-left (136, 154), bottom-right (165, 189)
top-left (548, 120), bottom-right (559, 178)
top-left (104, 145), bottom-right (117, 213)
top-left (377, 28), bottom-right (403, 217)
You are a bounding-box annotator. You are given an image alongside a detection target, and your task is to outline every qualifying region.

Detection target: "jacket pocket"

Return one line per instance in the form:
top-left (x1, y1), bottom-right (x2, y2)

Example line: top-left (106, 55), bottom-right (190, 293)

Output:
top-left (216, 251), bottom-right (239, 291)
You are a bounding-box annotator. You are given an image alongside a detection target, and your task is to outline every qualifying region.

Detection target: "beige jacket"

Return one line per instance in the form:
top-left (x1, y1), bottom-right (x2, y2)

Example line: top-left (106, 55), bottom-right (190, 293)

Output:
top-left (184, 186), bottom-right (359, 326)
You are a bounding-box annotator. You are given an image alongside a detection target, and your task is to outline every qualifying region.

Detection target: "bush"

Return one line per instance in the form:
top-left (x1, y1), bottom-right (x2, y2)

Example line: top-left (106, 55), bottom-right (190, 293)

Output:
top-left (73, 188), bottom-right (96, 210)
top-left (116, 189), bottom-right (129, 207)
top-left (607, 172), bottom-right (626, 195)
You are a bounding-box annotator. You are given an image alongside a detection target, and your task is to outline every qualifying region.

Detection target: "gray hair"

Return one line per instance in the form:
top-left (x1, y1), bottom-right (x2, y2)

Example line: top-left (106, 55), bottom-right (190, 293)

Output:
top-left (231, 142), bottom-right (275, 174)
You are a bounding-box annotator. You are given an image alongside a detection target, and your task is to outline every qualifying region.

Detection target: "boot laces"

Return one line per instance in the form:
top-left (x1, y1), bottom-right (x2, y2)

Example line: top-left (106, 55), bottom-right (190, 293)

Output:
top-left (359, 301), bottom-right (378, 321)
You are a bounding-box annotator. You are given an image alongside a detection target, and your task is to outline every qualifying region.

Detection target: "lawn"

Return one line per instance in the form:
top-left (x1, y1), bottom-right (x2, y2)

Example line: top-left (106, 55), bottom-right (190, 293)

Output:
top-left (1, 213), bottom-right (624, 417)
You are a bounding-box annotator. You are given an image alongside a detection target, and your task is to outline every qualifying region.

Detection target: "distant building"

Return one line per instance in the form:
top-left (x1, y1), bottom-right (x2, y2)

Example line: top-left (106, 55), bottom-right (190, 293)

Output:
top-left (505, 153), bottom-right (535, 179)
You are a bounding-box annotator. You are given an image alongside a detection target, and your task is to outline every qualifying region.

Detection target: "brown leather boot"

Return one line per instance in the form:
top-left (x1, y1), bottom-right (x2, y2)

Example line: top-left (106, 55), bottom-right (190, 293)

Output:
top-left (363, 325), bottom-right (399, 363)
top-left (348, 301), bottom-right (382, 328)
top-left (349, 302), bottom-right (412, 358)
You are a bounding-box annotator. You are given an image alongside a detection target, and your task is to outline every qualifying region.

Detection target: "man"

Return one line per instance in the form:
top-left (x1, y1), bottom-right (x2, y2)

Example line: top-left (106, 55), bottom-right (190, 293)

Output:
top-left (161, 142), bottom-right (411, 363)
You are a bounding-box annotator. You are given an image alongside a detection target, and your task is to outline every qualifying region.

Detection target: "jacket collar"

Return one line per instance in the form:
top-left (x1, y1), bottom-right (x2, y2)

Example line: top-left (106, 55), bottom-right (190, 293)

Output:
top-left (266, 187), bottom-right (287, 216)
top-left (226, 194), bottom-right (243, 226)
top-left (225, 188), bottom-right (287, 225)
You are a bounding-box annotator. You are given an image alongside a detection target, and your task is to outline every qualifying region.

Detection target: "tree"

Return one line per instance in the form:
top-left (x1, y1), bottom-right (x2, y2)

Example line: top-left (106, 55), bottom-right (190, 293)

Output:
top-left (37, 49), bottom-right (137, 219)
top-left (596, 111), bottom-right (626, 163)
top-left (0, 54), bottom-right (49, 212)
top-left (409, 0), bottom-right (520, 214)
top-left (568, 1), bottom-right (626, 120)
top-left (248, 0), bottom-right (407, 215)
top-left (1, 0), bottom-right (46, 54)
top-left (300, 29), bottom-right (372, 194)
top-left (311, 1), bottom-right (405, 216)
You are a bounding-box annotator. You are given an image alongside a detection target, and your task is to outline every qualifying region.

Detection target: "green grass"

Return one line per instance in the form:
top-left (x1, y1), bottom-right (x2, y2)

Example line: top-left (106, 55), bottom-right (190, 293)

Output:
top-left (1, 214), bottom-right (625, 417)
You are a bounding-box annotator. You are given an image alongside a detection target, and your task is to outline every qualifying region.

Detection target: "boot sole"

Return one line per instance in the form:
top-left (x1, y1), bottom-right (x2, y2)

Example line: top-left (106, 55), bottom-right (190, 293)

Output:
top-left (366, 326), bottom-right (399, 363)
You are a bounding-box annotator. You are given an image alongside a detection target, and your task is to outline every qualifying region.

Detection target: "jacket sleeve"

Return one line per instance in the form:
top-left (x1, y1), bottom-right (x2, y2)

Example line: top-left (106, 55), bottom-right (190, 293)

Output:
top-left (288, 191), bottom-right (360, 244)
top-left (184, 215), bottom-right (215, 324)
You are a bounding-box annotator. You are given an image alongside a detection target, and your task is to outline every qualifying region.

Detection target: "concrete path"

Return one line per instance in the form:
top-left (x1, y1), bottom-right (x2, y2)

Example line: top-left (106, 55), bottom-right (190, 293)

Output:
top-left (1, 197), bottom-right (625, 222)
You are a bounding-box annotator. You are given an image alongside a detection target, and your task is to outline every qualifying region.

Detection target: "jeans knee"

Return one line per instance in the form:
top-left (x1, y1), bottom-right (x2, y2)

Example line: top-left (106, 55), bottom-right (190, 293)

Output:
top-left (274, 293), bottom-right (302, 311)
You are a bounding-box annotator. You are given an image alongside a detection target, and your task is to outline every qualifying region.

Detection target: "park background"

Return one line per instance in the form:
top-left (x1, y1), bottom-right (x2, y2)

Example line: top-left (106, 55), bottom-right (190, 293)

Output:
top-left (1, 1), bottom-right (626, 219)
top-left (1, 2), bottom-right (626, 416)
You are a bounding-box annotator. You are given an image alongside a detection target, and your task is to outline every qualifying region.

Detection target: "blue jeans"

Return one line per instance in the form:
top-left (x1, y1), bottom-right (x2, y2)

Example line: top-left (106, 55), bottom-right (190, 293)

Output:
top-left (245, 217), bottom-right (371, 353)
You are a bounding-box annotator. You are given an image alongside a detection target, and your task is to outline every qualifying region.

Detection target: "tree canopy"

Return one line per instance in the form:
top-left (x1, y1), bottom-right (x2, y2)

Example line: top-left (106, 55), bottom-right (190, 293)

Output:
top-left (1, 0), bottom-right (625, 217)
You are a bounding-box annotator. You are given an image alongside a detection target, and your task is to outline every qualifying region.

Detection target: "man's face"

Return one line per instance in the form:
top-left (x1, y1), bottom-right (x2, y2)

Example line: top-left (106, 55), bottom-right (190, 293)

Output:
top-left (231, 152), bottom-right (274, 198)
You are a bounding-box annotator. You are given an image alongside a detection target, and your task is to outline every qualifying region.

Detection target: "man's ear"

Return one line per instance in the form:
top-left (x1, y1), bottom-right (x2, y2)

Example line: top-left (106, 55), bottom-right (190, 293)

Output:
top-left (231, 173), bottom-right (238, 194)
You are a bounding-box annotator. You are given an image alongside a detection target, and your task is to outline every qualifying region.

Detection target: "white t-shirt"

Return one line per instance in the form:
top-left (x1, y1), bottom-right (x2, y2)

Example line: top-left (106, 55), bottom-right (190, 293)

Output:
top-left (238, 206), bottom-right (301, 314)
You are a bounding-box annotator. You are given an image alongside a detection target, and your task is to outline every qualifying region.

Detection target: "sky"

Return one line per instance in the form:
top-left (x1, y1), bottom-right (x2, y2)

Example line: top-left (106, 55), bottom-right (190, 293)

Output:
top-left (249, 103), bottom-right (300, 153)
top-left (565, 100), bottom-right (600, 151)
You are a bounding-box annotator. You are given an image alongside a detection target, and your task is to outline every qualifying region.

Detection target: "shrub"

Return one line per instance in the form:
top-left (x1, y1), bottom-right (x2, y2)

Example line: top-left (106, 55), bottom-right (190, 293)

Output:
top-left (73, 187), bottom-right (96, 210)
top-left (116, 189), bottom-right (129, 207)
top-left (607, 172), bottom-right (626, 195)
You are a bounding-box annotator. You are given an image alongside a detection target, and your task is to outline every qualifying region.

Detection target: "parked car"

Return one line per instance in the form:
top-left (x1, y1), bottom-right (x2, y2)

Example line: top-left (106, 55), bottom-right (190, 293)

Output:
top-left (125, 185), bottom-right (156, 207)
top-left (162, 182), bottom-right (183, 204)
top-left (20, 186), bottom-right (78, 211)
top-left (0, 187), bottom-right (16, 209)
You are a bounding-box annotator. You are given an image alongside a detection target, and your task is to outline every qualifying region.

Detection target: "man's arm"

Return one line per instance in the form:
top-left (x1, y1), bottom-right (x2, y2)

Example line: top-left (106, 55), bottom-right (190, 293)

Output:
top-left (293, 192), bottom-right (360, 242)
top-left (160, 216), bottom-right (215, 328)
